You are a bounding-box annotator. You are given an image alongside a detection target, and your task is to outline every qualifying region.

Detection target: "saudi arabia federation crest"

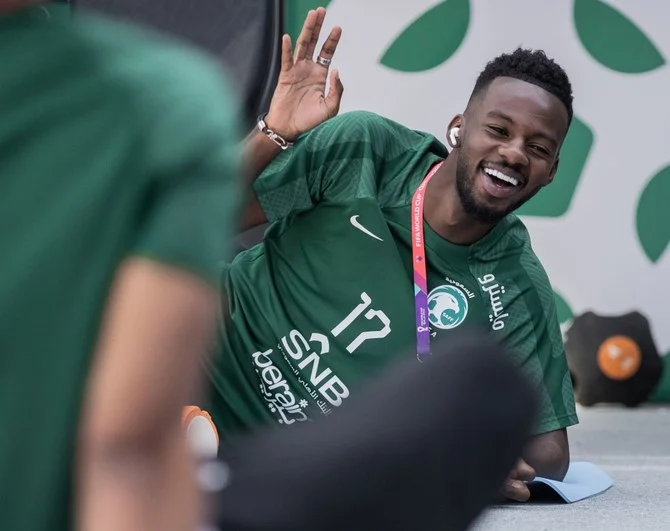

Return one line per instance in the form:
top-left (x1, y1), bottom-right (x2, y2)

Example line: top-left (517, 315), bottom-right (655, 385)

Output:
top-left (428, 285), bottom-right (469, 330)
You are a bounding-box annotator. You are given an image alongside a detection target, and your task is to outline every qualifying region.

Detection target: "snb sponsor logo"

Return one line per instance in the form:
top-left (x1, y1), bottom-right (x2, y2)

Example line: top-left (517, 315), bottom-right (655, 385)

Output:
top-left (251, 348), bottom-right (309, 425)
top-left (428, 284), bottom-right (469, 330)
top-left (251, 291), bottom-right (392, 425)
top-left (251, 330), bottom-right (349, 426)
top-left (279, 330), bottom-right (350, 410)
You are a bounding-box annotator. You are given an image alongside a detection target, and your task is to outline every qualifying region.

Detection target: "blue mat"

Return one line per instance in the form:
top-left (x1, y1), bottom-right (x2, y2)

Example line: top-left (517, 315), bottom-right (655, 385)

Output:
top-left (526, 461), bottom-right (613, 503)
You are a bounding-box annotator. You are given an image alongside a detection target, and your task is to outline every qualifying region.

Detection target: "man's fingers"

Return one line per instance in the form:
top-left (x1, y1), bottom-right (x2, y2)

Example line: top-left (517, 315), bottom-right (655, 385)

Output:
top-left (305, 7), bottom-right (326, 59)
top-left (503, 479), bottom-right (531, 502)
top-left (325, 68), bottom-right (344, 116)
top-left (317, 26), bottom-right (342, 64)
top-left (502, 459), bottom-right (535, 502)
top-left (515, 459), bottom-right (536, 482)
top-left (280, 34), bottom-right (293, 72)
top-left (293, 9), bottom-right (318, 61)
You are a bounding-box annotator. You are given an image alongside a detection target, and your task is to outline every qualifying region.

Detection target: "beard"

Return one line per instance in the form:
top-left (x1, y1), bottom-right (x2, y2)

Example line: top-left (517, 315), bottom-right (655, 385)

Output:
top-left (455, 148), bottom-right (538, 224)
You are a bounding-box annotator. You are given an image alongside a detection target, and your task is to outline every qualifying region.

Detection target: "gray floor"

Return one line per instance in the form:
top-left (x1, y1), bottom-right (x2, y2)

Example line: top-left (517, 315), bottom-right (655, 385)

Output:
top-left (473, 404), bottom-right (670, 531)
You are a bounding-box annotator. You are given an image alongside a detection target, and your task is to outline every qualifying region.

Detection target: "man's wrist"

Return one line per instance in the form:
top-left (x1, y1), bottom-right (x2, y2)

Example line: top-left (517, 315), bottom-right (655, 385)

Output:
top-left (252, 127), bottom-right (283, 153)
top-left (256, 113), bottom-right (294, 150)
top-left (263, 112), bottom-right (298, 142)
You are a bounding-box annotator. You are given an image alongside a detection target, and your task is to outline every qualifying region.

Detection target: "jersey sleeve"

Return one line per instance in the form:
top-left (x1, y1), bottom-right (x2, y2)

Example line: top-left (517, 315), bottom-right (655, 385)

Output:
top-left (129, 48), bottom-right (242, 287)
top-left (252, 111), bottom-right (421, 222)
top-left (488, 227), bottom-right (579, 436)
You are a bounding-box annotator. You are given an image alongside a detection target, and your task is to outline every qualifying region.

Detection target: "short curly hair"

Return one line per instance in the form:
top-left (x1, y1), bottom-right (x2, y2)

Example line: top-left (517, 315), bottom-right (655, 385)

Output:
top-left (469, 47), bottom-right (574, 124)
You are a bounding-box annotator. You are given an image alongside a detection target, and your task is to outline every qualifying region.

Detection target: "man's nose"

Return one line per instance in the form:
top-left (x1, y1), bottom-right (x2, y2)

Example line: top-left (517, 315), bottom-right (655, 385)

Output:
top-left (498, 139), bottom-right (529, 168)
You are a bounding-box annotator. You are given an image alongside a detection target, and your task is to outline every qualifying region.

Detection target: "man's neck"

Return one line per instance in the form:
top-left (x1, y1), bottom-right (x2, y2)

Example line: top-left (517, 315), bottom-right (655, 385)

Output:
top-left (423, 155), bottom-right (495, 246)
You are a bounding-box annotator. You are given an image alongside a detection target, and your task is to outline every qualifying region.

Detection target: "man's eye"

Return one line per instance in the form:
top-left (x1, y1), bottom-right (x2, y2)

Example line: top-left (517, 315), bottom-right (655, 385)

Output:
top-left (531, 145), bottom-right (551, 156)
top-left (488, 126), bottom-right (507, 136)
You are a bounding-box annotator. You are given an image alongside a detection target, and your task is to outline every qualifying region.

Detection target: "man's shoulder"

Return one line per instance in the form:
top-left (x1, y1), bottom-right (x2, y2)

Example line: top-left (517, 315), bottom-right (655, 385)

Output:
top-left (75, 14), bottom-right (241, 175)
top-left (71, 13), bottom-right (239, 128)
top-left (498, 214), bottom-right (532, 244)
top-left (506, 216), bottom-right (550, 277)
top-left (316, 110), bottom-right (405, 131)
top-left (484, 214), bottom-right (536, 256)
top-left (70, 16), bottom-right (241, 216)
top-left (72, 13), bottom-right (225, 76)
top-left (478, 215), bottom-right (552, 288)
top-left (305, 110), bottom-right (440, 152)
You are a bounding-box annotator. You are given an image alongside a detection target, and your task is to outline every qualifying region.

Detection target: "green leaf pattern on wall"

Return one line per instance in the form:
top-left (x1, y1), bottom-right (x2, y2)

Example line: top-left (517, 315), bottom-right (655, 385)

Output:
top-left (574, 0), bottom-right (665, 73)
top-left (380, 0), bottom-right (470, 72)
top-left (636, 165), bottom-right (670, 263)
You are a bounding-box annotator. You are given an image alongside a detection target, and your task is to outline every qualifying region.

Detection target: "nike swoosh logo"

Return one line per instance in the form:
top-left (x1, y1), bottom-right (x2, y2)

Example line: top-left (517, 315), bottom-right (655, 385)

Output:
top-left (350, 215), bottom-right (383, 241)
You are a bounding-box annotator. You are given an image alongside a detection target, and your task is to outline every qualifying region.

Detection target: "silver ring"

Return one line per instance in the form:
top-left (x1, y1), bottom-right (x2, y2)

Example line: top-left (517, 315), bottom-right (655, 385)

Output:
top-left (316, 56), bottom-right (332, 67)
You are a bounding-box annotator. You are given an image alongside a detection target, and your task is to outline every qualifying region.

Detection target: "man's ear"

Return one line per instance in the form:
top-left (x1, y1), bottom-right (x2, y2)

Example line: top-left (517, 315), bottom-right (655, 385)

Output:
top-left (446, 114), bottom-right (464, 149)
top-left (447, 114), bottom-right (463, 130)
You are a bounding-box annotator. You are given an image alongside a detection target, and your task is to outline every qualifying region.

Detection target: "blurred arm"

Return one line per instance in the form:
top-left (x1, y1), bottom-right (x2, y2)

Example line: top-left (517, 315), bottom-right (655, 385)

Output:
top-left (76, 258), bottom-right (219, 531)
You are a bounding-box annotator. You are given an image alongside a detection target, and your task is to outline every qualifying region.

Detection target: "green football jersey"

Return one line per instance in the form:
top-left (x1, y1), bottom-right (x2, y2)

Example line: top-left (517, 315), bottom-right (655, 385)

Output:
top-left (0, 9), bottom-right (241, 531)
top-left (207, 111), bottom-right (578, 442)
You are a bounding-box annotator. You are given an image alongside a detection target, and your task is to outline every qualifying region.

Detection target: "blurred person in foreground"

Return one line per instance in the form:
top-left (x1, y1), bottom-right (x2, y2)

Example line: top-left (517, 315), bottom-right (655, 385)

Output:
top-left (208, 331), bottom-right (540, 531)
top-left (0, 2), bottom-right (241, 531)
top-left (201, 7), bottom-right (579, 503)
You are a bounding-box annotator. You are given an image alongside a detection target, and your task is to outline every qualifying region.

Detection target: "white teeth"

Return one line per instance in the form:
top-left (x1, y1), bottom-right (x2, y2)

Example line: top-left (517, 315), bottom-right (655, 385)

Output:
top-left (484, 168), bottom-right (519, 186)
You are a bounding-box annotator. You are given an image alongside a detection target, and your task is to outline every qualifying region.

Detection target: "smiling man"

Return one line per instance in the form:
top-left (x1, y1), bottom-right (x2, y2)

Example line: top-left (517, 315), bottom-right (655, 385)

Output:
top-left (205, 33), bottom-right (579, 503)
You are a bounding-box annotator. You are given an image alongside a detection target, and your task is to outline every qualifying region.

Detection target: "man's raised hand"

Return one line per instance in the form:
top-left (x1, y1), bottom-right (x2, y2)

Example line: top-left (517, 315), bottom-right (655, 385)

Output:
top-left (265, 7), bottom-right (344, 141)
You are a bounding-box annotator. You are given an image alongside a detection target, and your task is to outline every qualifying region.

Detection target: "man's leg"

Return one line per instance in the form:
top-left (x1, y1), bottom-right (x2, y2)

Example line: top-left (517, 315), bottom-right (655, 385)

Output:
top-left (204, 328), bottom-right (538, 531)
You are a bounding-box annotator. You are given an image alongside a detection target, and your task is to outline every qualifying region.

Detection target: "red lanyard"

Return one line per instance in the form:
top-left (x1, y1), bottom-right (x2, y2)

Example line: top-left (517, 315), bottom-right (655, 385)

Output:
top-left (411, 161), bottom-right (444, 362)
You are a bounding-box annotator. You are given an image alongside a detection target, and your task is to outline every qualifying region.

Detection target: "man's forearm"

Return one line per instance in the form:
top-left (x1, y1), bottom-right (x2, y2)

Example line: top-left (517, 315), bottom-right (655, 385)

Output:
top-left (77, 427), bottom-right (198, 531)
top-left (237, 128), bottom-right (284, 232)
top-left (523, 431), bottom-right (570, 480)
top-left (242, 128), bottom-right (283, 186)
top-left (76, 259), bottom-right (219, 531)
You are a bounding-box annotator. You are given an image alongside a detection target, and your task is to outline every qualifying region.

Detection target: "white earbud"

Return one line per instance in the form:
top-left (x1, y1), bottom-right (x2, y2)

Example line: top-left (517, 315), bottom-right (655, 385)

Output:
top-left (448, 127), bottom-right (460, 147)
